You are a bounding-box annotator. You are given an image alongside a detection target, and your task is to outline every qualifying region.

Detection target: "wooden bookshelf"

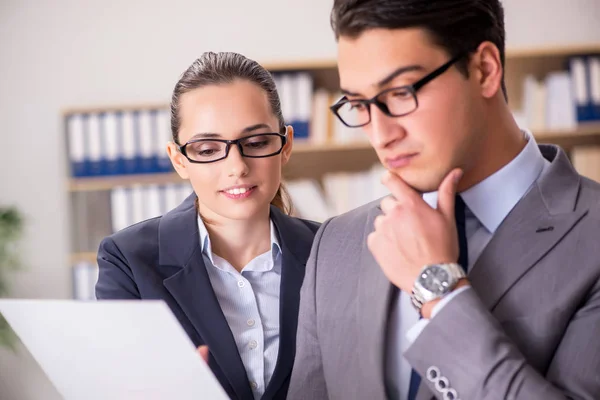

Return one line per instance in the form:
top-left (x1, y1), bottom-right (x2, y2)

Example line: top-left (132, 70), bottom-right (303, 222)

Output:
top-left (71, 252), bottom-right (98, 265)
top-left (534, 124), bottom-right (600, 149)
top-left (505, 44), bottom-right (600, 112)
top-left (262, 59), bottom-right (337, 72)
top-left (69, 172), bottom-right (180, 192)
top-left (68, 141), bottom-right (377, 192)
top-left (61, 103), bottom-right (170, 116)
top-left (65, 43), bottom-right (600, 277)
top-left (67, 123), bottom-right (600, 193)
top-left (505, 44), bottom-right (600, 59)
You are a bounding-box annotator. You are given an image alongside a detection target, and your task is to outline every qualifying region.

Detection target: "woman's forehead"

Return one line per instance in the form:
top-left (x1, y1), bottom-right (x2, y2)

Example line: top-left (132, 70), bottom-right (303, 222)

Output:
top-left (178, 82), bottom-right (278, 142)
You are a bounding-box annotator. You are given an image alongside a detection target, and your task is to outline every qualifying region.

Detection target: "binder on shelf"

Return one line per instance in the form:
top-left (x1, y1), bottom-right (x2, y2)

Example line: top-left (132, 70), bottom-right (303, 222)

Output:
top-left (278, 73), bottom-right (296, 136)
top-left (67, 114), bottom-right (88, 177)
top-left (569, 56), bottom-right (595, 123)
top-left (589, 56), bottom-right (600, 121)
top-left (130, 186), bottom-right (145, 227)
top-left (110, 186), bottom-right (129, 233)
top-left (293, 72), bottom-right (313, 140)
top-left (522, 75), bottom-right (546, 130)
top-left (285, 179), bottom-right (332, 222)
top-left (104, 112), bottom-right (121, 175)
top-left (87, 113), bottom-right (104, 176)
top-left (67, 107), bottom-right (175, 179)
top-left (144, 184), bottom-right (162, 220)
top-left (544, 72), bottom-right (576, 130)
top-left (156, 109), bottom-right (173, 173)
top-left (138, 110), bottom-right (157, 173)
top-left (121, 111), bottom-right (138, 175)
top-left (163, 184), bottom-right (181, 213)
top-left (309, 89), bottom-right (332, 144)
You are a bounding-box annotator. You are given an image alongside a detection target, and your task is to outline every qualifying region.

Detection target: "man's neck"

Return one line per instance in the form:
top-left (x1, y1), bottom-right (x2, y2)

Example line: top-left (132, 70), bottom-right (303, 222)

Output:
top-left (458, 103), bottom-right (528, 192)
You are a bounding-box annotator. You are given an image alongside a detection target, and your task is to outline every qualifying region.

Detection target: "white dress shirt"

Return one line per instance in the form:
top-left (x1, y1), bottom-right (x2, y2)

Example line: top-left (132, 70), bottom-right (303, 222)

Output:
top-left (198, 217), bottom-right (282, 400)
top-left (385, 131), bottom-right (550, 399)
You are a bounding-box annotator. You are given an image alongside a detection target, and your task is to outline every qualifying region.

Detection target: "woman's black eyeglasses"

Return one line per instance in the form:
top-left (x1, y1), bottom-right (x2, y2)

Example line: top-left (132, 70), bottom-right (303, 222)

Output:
top-left (177, 133), bottom-right (287, 164)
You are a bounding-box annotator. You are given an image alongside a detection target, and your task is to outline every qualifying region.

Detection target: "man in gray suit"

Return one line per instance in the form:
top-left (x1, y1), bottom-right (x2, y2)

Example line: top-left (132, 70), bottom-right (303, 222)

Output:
top-left (288, 0), bottom-right (600, 399)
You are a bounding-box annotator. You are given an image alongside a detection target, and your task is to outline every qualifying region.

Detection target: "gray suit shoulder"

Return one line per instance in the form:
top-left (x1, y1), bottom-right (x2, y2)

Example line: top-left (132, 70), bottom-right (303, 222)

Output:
top-left (316, 197), bottom-right (383, 249)
top-left (329, 197), bottom-right (382, 228)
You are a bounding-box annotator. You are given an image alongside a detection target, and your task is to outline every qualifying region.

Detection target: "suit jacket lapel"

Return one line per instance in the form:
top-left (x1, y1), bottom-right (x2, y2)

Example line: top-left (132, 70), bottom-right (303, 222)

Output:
top-left (357, 204), bottom-right (394, 399)
top-left (263, 206), bottom-right (315, 398)
top-left (409, 146), bottom-right (585, 400)
top-left (159, 194), bottom-right (253, 400)
top-left (469, 145), bottom-right (588, 311)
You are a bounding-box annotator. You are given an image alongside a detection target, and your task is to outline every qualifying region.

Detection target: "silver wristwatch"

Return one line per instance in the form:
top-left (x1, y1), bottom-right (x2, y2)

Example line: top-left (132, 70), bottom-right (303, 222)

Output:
top-left (411, 263), bottom-right (466, 316)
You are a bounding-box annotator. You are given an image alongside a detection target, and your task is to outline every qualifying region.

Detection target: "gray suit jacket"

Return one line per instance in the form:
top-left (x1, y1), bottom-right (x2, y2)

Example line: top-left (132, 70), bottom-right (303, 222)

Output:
top-left (288, 145), bottom-right (600, 400)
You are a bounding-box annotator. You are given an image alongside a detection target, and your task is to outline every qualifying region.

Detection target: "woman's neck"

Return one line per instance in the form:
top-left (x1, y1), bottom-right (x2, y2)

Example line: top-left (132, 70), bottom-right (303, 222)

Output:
top-left (202, 208), bottom-right (272, 272)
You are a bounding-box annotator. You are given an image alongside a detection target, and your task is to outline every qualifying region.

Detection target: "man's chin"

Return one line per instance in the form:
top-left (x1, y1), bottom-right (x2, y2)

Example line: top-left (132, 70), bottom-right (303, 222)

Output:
top-left (390, 170), bottom-right (442, 194)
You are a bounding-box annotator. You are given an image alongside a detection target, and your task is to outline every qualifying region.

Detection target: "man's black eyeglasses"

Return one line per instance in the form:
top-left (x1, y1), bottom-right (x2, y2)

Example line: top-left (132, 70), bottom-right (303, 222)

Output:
top-left (330, 53), bottom-right (466, 128)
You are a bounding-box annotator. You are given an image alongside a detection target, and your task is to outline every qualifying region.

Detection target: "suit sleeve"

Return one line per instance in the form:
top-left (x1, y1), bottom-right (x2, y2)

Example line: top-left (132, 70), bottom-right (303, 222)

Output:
top-left (404, 282), bottom-right (600, 400)
top-left (95, 236), bottom-right (141, 300)
top-left (287, 219), bottom-right (332, 400)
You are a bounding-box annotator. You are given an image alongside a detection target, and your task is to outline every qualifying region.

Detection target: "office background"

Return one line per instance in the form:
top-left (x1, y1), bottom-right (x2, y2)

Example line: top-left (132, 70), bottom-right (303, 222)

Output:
top-left (1, 0), bottom-right (599, 398)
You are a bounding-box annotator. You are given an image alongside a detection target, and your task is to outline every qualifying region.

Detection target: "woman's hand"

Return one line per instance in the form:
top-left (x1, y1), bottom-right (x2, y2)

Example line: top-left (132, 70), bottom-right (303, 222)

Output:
top-left (197, 345), bottom-right (209, 363)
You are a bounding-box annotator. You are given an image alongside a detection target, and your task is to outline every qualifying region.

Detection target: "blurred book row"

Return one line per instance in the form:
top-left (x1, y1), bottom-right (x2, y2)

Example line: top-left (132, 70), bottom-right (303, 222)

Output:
top-left (70, 147), bottom-right (600, 300)
top-left (66, 72), bottom-right (369, 179)
top-left (67, 109), bottom-right (174, 177)
top-left (70, 183), bottom-right (193, 254)
top-left (110, 183), bottom-right (193, 232)
top-left (513, 54), bottom-right (600, 130)
top-left (287, 164), bottom-right (390, 221)
top-left (273, 72), bottom-right (368, 144)
top-left (71, 166), bottom-right (390, 298)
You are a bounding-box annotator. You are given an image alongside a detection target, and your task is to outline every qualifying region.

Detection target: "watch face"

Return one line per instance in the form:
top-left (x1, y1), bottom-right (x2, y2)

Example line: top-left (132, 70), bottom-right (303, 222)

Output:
top-left (419, 265), bottom-right (451, 295)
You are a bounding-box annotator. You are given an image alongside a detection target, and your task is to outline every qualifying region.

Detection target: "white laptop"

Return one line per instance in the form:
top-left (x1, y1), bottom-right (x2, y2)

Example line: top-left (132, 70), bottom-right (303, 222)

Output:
top-left (0, 299), bottom-right (229, 400)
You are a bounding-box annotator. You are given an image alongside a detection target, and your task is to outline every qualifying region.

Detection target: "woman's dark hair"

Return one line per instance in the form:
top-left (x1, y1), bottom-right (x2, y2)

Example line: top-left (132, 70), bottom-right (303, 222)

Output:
top-left (331, 0), bottom-right (508, 100)
top-left (170, 51), bottom-right (292, 214)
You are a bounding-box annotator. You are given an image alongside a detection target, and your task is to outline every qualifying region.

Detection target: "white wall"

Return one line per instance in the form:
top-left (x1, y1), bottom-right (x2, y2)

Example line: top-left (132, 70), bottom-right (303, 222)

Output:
top-left (0, 0), bottom-right (598, 398)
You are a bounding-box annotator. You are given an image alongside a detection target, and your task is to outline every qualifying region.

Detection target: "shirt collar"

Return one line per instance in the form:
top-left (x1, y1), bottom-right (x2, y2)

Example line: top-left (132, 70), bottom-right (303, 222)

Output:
top-left (197, 215), bottom-right (282, 266)
top-left (423, 130), bottom-right (547, 234)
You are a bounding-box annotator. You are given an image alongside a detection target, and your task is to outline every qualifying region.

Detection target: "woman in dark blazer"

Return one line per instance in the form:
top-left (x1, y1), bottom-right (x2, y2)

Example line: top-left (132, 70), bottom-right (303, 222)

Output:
top-left (96, 51), bottom-right (319, 400)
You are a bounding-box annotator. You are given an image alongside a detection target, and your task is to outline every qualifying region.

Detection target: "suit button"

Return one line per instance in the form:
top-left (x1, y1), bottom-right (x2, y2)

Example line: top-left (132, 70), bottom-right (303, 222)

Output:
top-left (436, 377), bottom-right (450, 392)
top-left (444, 388), bottom-right (458, 400)
top-left (426, 366), bottom-right (441, 382)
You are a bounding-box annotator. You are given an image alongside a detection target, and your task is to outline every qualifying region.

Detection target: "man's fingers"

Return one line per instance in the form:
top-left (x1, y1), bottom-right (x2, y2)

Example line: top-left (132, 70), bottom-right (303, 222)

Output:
top-left (380, 195), bottom-right (398, 216)
top-left (382, 171), bottom-right (422, 206)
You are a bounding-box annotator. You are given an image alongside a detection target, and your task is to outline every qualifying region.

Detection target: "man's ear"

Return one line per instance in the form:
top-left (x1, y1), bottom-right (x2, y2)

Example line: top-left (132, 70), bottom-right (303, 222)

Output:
top-left (473, 41), bottom-right (503, 99)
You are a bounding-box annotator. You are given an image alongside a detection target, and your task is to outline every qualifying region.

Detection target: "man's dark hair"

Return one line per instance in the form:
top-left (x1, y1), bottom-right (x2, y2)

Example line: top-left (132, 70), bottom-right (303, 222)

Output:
top-left (331, 0), bottom-right (507, 99)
